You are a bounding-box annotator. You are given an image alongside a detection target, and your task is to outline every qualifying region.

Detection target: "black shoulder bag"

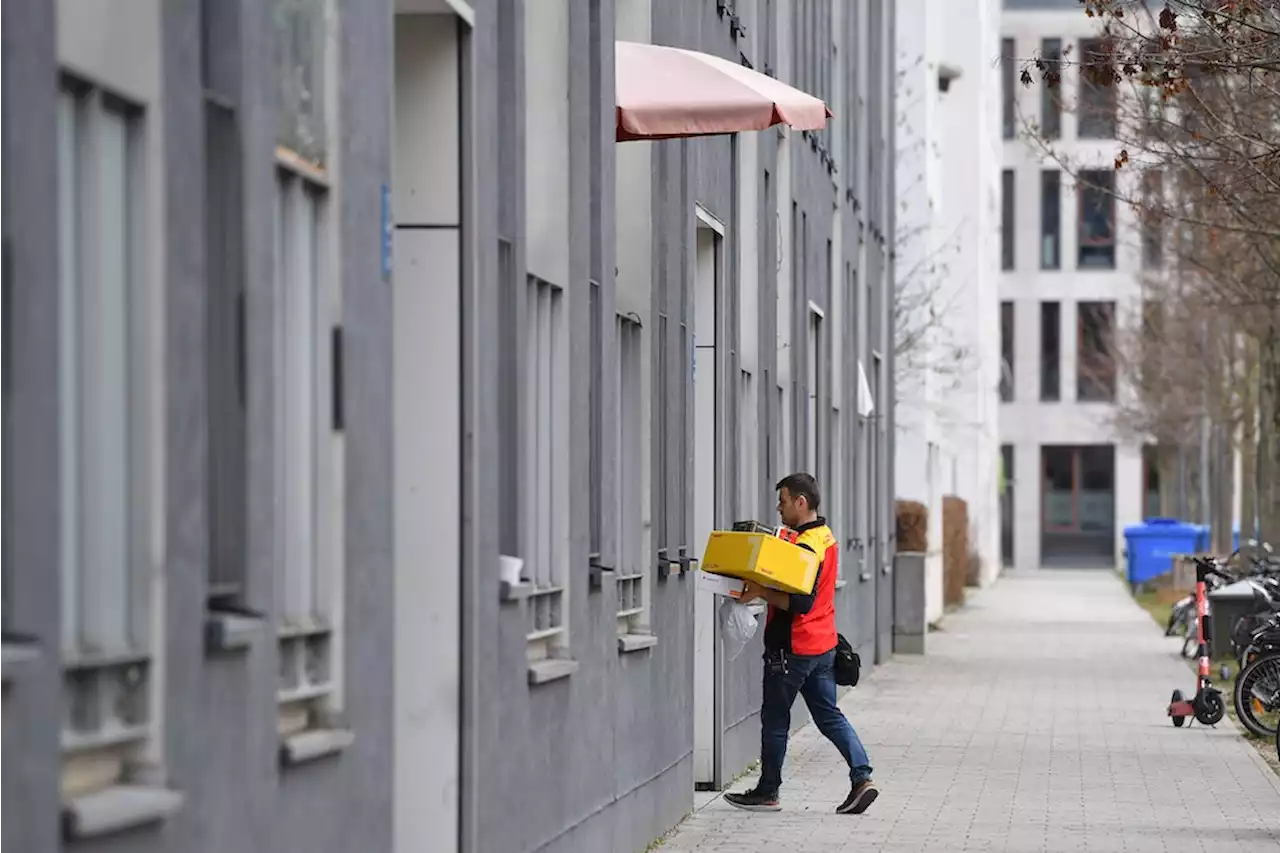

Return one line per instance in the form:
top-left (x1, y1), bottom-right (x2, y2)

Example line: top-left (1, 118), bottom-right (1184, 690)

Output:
top-left (834, 633), bottom-right (861, 687)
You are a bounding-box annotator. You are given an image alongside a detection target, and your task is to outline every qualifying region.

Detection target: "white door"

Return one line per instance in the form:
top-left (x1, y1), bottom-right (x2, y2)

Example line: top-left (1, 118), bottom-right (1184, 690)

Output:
top-left (392, 12), bottom-right (463, 853)
top-left (693, 216), bottom-right (723, 788)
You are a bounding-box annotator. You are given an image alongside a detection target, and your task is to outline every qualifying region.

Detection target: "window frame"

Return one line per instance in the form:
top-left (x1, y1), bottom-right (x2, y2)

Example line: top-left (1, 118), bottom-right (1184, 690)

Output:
top-left (272, 154), bottom-right (345, 738)
top-left (1077, 37), bottom-right (1117, 139)
top-left (1002, 37), bottom-right (1016, 139)
top-left (1076, 300), bottom-right (1117, 402)
top-left (56, 76), bottom-right (159, 791)
top-left (615, 314), bottom-right (647, 635)
top-left (523, 275), bottom-right (571, 661)
top-left (1000, 301), bottom-right (1015, 402)
top-left (1040, 38), bottom-right (1062, 139)
top-left (1040, 169), bottom-right (1060, 270)
top-left (1142, 170), bottom-right (1165, 270)
top-left (1076, 170), bottom-right (1116, 270)
top-left (1040, 301), bottom-right (1061, 402)
top-left (1001, 169), bottom-right (1016, 271)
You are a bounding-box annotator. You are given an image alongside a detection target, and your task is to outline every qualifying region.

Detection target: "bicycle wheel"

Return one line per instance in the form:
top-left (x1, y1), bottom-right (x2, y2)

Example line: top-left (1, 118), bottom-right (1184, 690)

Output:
top-left (1232, 651), bottom-right (1280, 739)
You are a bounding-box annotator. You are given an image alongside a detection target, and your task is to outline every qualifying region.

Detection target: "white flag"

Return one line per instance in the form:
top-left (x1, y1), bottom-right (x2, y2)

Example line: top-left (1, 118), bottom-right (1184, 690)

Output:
top-left (857, 360), bottom-right (876, 417)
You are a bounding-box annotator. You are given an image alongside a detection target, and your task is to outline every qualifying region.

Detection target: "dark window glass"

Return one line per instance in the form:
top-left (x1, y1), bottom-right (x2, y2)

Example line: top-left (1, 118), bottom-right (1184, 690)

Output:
top-left (1040, 170), bottom-right (1060, 270)
top-left (1040, 38), bottom-right (1062, 138)
top-left (1077, 170), bottom-right (1115, 269)
top-left (1002, 37), bottom-right (1016, 139)
top-left (1142, 170), bottom-right (1164, 269)
top-left (1078, 38), bottom-right (1116, 138)
top-left (1077, 301), bottom-right (1116, 401)
top-left (1040, 302), bottom-right (1060, 401)
top-left (1002, 169), bottom-right (1015, 271)
top-left (1000, 301), bottom-right (1015, 402)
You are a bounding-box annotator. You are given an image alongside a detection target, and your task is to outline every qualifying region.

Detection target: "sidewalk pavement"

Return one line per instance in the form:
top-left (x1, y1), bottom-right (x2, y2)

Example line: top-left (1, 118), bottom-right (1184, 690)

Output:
top-left (659, 569), bottom-right (1280, 853)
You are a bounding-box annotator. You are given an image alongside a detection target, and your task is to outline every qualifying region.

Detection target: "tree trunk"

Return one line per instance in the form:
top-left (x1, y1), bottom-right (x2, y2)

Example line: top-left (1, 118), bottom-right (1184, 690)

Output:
top-left (1213, 419), bottom-right (1235, 553)
top-left (1258, 324), bottom-right (1280, 544)
top-left (1241, 337), bottom-right (1258, 541)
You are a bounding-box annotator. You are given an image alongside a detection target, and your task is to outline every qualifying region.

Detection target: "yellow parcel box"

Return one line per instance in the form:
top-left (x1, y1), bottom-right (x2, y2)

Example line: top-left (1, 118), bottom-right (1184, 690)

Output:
top-left (700, 531), bottom-right (819, 595)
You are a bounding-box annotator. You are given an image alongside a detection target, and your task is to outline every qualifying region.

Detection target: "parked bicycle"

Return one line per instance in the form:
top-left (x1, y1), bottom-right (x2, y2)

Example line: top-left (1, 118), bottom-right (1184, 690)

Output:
top-left (1231, 612), bottom-right (1280, 739)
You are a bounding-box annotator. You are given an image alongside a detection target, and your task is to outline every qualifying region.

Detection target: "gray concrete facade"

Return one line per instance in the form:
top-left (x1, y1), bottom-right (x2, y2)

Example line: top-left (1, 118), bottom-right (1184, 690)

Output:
top-left (3, 0), bottom-right (395, 851)
top-left (2, 2), bottom-right (897, 853)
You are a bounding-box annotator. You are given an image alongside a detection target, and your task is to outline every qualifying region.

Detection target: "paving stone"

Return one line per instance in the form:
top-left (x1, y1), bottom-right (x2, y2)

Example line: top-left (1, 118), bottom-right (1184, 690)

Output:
top-left (657, 570), bottom-right (1280, 852)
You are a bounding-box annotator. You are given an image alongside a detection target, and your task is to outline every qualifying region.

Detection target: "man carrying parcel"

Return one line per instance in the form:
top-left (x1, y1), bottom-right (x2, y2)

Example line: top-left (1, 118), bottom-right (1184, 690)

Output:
top-left (725, 473), bottom-right (878, 815)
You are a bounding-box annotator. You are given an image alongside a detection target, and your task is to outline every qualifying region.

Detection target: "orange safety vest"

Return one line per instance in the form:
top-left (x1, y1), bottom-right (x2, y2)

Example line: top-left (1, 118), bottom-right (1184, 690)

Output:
top-left (772, 523), bottom-right (839, 655)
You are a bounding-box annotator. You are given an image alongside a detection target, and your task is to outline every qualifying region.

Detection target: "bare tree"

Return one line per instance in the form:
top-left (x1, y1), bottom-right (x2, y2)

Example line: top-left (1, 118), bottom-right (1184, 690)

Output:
top-left (1017, 0), bottom-right (1280, 543)
top-left (893, 51), bottom-right (973, 416)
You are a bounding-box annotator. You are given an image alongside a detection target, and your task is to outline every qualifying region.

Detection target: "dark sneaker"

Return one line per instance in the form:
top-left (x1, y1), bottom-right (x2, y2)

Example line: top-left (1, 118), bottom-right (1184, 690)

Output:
top-left (836, 780), bottom-right (878, 814)
top-left (724, 787), bottom-right (781, 812)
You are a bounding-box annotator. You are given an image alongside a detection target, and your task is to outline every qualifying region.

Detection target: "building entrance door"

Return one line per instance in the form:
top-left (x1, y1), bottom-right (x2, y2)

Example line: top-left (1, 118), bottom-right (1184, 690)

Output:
top-left (1040, 445), bottom-right (1115, 567)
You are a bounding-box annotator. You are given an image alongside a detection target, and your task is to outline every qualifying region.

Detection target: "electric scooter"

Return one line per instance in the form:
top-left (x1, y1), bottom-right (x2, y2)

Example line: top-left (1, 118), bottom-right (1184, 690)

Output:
top-left (1168, 555), bottom-right (1233, 727)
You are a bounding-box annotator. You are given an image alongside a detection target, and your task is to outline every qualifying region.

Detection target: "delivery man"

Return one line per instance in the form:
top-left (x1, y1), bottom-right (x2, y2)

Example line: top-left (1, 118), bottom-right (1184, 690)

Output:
top-left (724, 473), bottom-right (878, 814)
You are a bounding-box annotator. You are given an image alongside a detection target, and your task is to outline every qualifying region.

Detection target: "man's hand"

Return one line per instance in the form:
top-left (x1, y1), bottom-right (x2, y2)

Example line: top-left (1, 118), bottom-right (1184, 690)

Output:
top-left (738, 580), bottom-right (766, 605)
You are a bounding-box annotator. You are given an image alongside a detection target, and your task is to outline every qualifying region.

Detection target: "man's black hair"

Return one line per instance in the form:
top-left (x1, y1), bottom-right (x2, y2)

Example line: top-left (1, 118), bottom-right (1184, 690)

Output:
top-left (775, 472), bottom-right (821, 511)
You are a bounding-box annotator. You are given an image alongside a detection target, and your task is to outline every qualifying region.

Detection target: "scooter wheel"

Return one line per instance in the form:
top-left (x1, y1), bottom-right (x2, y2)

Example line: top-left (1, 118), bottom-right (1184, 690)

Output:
top-left (1195, 689), bottom-right (1226, 726)
top-left (1170, 689), bottom-right (1186, 728)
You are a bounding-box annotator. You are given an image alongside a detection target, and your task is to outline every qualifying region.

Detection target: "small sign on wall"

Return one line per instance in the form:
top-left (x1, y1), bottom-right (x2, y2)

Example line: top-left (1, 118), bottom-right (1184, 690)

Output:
top-left (381, 184), bottom-right (393, 281)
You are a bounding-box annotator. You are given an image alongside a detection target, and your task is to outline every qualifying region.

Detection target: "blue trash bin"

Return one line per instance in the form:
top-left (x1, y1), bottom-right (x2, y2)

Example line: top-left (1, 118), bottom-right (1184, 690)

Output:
top-left (1192, 524), bottom-right (1211, 553)
top-left (1124, 518), bottom-right (1203, 587)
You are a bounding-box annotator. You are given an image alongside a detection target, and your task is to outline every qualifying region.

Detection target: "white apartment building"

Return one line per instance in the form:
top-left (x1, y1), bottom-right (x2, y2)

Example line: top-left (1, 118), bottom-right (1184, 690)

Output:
top-left (895, 0), bottom-right (1003, 619)
top-left (1000, 0), bottom-right (1150, 569)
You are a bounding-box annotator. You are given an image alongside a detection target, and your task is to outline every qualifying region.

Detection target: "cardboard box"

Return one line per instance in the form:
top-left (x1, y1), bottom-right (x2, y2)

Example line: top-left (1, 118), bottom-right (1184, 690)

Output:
top-left (701, 531), bottom-right (819, 595)
top-left (697, 571), bottom-right (744, 599)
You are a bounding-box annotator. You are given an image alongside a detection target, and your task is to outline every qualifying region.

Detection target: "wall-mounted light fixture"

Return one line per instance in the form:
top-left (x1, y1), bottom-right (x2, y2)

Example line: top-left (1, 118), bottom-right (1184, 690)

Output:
top-left (938, 63), bottom-right (963, 93)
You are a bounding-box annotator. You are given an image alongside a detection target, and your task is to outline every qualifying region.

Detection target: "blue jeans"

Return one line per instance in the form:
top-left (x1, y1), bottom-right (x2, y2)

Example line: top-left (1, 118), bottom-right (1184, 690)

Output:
top-left (759, 649), bottom-right (873, 795)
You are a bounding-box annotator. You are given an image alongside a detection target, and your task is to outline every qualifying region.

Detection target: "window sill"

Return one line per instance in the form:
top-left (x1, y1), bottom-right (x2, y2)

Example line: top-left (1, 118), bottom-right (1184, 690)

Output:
top-left (63, 648), bottom-right (150, 671)
top-left (62, 724), bottom-right (150, 754)
top-left (527, 658), bottom-right (579, 686)
top-left (500, 580), bottom-right (534, 602)
top-left (62, 784), bottom-right (183, 841)
top-left (204, 612), bottom-right (264, 654)
top-left (2, 637), bottom-right (41, 685)
top-left (859, 571), bottom-right (872, 582)
top-left (834, 578), bottom-right (848, 590)
top-left (279, 728), bottom-right (355, 767)
top-left (618, 634), bottom-right (658, 654)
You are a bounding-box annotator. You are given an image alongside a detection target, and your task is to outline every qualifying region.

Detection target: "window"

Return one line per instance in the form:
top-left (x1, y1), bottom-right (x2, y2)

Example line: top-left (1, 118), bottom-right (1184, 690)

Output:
top-left (524, 277), bottom-right (569, 659)
top-left (1040, 38), bottom-right (1062, 139)
top-left (616, 316), bottom-right (645, 632)
top-left (807, 307), bottom-right (823, 474)
top-left (1142, 298), bottom-right (1164, 344)
top-left (1142, 170), bottom-right (1164, 269)
top-left (1000, 301), bottom-right (1015, 402)
top-left (57, 79), bottom-right (154, 790)
top-left (1040, 170), bottom-right (1060, 270)
top-left (1078, 38), bottom-right (1116, 138)
top-left (273, 161), bottom-right (343, 737)
top-left (1042, 445), bottom-right (1115, 535)
top-left (1077, 170), bottom-right (1115, 269)
top-left (738, 370), bottom-right (758, 521)
top-left (776, 384), bottom-right (787, 480)
top-left (1077, 301), bottom-right (1116, 401)
top-left (206, 81), bottom-right (248, 607)
top-left (1142, 445), bottom-right (1161, 519)
top-left (276, 0), bottom-right (327, 164)
top-left (655, 312), bottom-right (669, 564)
top-left (1002, 37), bottom-right (1016, 139)
top-left (1000, 445), bottom-right (1014, 568)
top-left (1040, 302), bottom-right (1060, 401)
top-left (1002, 169), bottom-right (1015, 271)
top-left (589, 279), bottom-right (603, 568)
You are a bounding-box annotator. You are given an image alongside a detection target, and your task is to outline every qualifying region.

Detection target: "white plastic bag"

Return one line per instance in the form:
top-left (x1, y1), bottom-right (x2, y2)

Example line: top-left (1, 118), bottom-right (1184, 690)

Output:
top-left (719, 598), bottom-right (759, 661)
